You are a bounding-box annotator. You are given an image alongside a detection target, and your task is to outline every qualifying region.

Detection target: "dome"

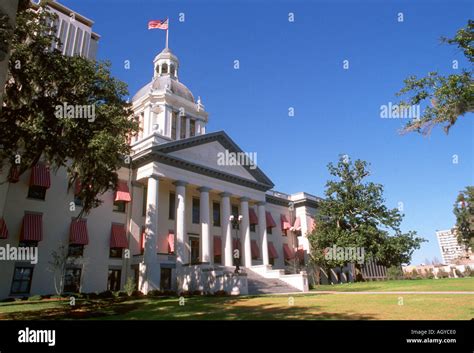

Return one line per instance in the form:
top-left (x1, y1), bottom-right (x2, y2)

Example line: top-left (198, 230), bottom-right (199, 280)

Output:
top-left (132, 76), bottom-right (195, 102)
top-left (153, 48), bottom-right (179, 65)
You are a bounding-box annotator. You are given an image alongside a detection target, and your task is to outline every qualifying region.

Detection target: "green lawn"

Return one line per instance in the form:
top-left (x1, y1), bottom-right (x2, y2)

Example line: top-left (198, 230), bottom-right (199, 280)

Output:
top-left (311, 277), bottom-right (474, 292)
top-left (0, 294), bottom-right (472, 320)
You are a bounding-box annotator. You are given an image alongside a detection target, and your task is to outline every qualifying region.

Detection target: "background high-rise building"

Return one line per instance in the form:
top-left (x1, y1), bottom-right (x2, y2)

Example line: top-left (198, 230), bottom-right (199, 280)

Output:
top-left (436, 229), bottom-right (465, 264)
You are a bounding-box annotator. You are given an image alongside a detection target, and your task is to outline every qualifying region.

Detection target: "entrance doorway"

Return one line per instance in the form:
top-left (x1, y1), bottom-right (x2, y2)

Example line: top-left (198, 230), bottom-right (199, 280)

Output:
top-left (189, 236), bottom-right (200, 264)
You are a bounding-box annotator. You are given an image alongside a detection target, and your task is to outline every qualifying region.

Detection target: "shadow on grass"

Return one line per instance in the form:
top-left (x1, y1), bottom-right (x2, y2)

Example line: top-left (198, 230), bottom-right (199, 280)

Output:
top-left (0, 296), bottom-right (377, 320)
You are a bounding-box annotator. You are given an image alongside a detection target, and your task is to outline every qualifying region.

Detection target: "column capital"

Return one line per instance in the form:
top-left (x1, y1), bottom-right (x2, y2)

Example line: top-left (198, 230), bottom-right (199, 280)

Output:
top-left (198, 186), bottom-right (212, 193)
top-left (240, 196), bottom-right (250, 202)
top-left (149, 174), bottom-right (160, 180)
top-left (256, 201), bottom-right (266, 207)
top-left (220, 192), bottom-right (232, 198)
top-left (173, 180), bottom-right (188, 187)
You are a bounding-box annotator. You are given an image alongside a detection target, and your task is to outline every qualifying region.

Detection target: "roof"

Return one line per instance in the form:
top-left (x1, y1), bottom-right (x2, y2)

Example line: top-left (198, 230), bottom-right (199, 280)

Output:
top-left (132, 76), bottom-right (194, 102)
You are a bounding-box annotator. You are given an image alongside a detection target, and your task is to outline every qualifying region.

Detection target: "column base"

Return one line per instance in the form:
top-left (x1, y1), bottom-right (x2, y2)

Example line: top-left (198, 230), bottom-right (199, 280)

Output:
top-left (138, 262), bottom-right (161, 295)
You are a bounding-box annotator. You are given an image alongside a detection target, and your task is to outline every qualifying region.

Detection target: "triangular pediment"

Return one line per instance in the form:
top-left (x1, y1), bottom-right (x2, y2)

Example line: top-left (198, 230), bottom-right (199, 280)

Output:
top-left (151, 131), bottom-right (274, 188)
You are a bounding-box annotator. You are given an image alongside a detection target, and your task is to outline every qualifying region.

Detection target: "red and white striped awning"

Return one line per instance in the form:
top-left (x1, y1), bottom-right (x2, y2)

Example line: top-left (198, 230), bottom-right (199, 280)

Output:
top-left (0, 218), bottom-right (8, 239)
top-left (268, 242), bottom-right (278, 259)
top-left (29, 164), bottom-right (51, 189)
top-left (213, 236), bottom-right (222, 256)
top-left (168, 230), bottom-right (175, 253)
top-left (249, 208), bottom-right (258, 225)
top-left (251, 240), bottom-right (260, 258)
top-left (291, 217), bottom-right (301, 232)
top-left (281, 214), bottom-right (291, 231)
top-left (114, 180), bottom-right (131, 202)
top-left (282, 244), bottom-right (294, 260)
top-left (20, 213), bottom-right (43, 242)
top-left (266, 211), bottom-right (276, 228)
top-left (140, 226), bottom-right (145, 252)
top-left (69, 218), bottom-right (89, 245)
top-left (110, 224), bottom-right (128, 248)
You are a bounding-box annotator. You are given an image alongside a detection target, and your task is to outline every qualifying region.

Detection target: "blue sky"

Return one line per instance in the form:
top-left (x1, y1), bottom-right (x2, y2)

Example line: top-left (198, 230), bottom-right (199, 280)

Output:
top-left (61, 0), bottom-right (473, 265)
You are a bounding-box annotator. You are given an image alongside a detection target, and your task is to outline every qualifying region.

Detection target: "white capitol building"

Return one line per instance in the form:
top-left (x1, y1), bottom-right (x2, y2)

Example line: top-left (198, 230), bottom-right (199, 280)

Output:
top-left (0, 2), bottom-right (386, 298)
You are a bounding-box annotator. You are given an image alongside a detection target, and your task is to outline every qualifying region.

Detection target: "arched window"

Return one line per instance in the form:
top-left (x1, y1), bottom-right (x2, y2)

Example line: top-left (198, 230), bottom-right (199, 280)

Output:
top-left (170, 64), bottom-right (175, 77)
top-left (161, 63), bottom-right (168, 74)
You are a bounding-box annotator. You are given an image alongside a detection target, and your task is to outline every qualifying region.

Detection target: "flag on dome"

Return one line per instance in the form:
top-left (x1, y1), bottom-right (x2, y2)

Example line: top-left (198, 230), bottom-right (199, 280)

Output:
top-left (148, 19), bottom-right (169, 30)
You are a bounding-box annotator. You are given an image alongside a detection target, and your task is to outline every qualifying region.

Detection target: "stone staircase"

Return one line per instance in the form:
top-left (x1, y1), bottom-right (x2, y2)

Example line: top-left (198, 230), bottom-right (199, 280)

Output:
top-left (244, 268), bottom-right (302, 295)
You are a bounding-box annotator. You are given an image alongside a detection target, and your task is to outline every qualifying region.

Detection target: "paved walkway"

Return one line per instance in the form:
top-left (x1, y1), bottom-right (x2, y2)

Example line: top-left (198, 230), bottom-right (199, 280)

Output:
top-left (247, 291), bottom-right (474, 296)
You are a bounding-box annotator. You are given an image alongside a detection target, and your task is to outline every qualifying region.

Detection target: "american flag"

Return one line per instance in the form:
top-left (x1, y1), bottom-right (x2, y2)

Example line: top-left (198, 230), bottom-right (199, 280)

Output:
top-left (148, 19), bottom-right (169, 30)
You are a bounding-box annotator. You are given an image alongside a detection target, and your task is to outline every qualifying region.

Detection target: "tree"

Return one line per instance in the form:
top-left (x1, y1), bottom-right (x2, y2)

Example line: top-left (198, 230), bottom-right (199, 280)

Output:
top-left (0, 0), bottom-right (138, 214)
top-left (307, 156), bottom-right (425, 282)
top-left (47, 243), bottom-right (75, 295)
top-left (453, 186), bottom-right (474, 251)
top-left (396, 20), bottom-right (473, 135)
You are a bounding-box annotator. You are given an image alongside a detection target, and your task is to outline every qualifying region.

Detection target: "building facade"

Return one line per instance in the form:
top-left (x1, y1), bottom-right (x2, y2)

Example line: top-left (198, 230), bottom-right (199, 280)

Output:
top-left (436, 229), bottom-right (467, 265)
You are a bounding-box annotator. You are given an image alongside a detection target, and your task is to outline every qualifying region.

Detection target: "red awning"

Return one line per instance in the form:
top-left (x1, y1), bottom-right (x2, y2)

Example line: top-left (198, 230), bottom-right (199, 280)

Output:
top-left (20, 213), bottom-right (43, 242)
top-left (266, 211), bottom-right (276, 228)
top-left (251, 240), bottom-right (260, 258)
top-left (0, 218), bottom-right (8, 239)
top-left (69, 218), bottom-right (89, 245)
top-left (268, 242), bottom-right (278, 259)
top-left (232, 238), bottom-right (241, 252)
top-left (249, 208), bottom-right (258, 225)
top-left (30, 164), bottom-right (51, 189)
top-left (114, 180), bottom-right (131, 202)
top-left (140, 226), bottom-right (145, 252)
top-left (213, 236), bottom-right (222, 256)
top-left (168, 230), bottom-right (175, 253)
top-left (8, 165), bottom-right (20, 183)
top-left (110, 224), bottom-right (128, 248)
top-left (283, 244), bottom-right (294, 260)
top-left (281, 214), bottom-right (291, 230)
top-left (291, 217), bottom-right (301, 231)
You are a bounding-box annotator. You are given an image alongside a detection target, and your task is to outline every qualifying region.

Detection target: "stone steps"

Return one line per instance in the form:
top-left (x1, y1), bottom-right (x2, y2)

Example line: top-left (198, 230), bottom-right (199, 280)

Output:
top-left (244, 268), bottom-right (302, 295)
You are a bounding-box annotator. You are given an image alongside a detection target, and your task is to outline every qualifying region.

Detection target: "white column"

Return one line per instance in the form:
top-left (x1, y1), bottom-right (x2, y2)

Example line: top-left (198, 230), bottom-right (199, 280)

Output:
top-left (139, 175), bottom-right (160, 294)
top-left (198, 186), bottom-right (211, 264)
top-left (220, 192), bottom-right (232, 267)
top-left (240, 197), bottom-right (251, 267)
top-left (174, 180), bottom-right (188, 265)
top-left (185, 117), bottom-right (190, 138)
top-left (176, 113), bottom-right (182, 140)
top-left (257, 201), bottom-right (269, 266)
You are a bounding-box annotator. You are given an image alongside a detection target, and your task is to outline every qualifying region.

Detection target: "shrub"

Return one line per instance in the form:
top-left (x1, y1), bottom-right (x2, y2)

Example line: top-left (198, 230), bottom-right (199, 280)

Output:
top-left (426, 269), bottom-right (435, 279)
top-left (1, 297), bottom-right (16, 303)
top-left (117, 291), bottom-right (128, 297)
top-left (455, 269), bottom-right (464, 278)
top-left (27, 295), bottom-right (42, 301)
top-left (162, 290), bottom-right (176, 296)
top-left (437, 269), bottom-right (449, 279)
top-left (147, 290), bottom-right (163, 297)
top-left (131, 290), bottom-right (144, 297)
top-left (40, 294), bottom-right (53, 300)
top-left (387, 266), bottom-right (403, 280)
top-left (214, 290), bottom-right (228, 296)
top-left (97, 290), bottom-right (114, 299)
top-left (123, 276), bottom-right (135, 297)
top-left (464, 266), bottom-right (473, 277)
top-left (191, 290), bottom-right (203, 296)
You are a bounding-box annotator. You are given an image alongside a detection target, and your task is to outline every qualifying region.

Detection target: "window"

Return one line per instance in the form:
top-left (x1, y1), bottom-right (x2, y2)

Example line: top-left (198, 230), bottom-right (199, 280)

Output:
top-left (10, 267), bottom-right (33, 294)
top-left (169, 192), bottom-right (175, 220)
top-left (213, 202), bottom-right (221, 227)
top-left (108, 269), bottom-right (121, 291)
top-left (190, 120), bottom-right (196, 137)
top-left (113, 200), bottom-right (126, 213)
top-left (214, 254), bottom-right (222, 265)
top-left (250, 224), bottom-right (256, 232)
top-left (109, 248), bottom-right (123, 258)
top-left (63, 268), bottom-right (81, 293)
top-left (171, 112), bottom-right (177, 140)
top-left (160, 268), bottom-right (172, 290)
top-left (68, 244), bottom-right (84, 257)
top-left (27, 185), bottom-right (46, 200)
top-left (180, 116), bottom-right (186, 139)
top-left (232, 205), bottom-right (239, 229)
top-left (269, 257), bottom-right (275, 266)
top-left (192, 198), bottom-right (200, 224)
top-left (161, 63), bottom-right (168, 74)
top-left (267, 227), bottom-right (272, 235)
top-left (142, 186), bottom-right (147, 216)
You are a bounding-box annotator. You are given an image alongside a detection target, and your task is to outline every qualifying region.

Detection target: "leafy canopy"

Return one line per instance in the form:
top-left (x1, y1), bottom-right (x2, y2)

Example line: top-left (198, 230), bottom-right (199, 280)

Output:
top-left (308, 156), bottom-right (425, 272)
top-left (397, 20), bottom-right (473, 135)
top-left (0, 1), bottom-right (138, 214)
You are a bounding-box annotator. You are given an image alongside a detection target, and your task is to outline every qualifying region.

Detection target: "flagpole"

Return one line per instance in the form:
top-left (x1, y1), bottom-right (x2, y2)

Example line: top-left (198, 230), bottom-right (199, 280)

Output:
top-left (165, 18), bottom-right (169, 48)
